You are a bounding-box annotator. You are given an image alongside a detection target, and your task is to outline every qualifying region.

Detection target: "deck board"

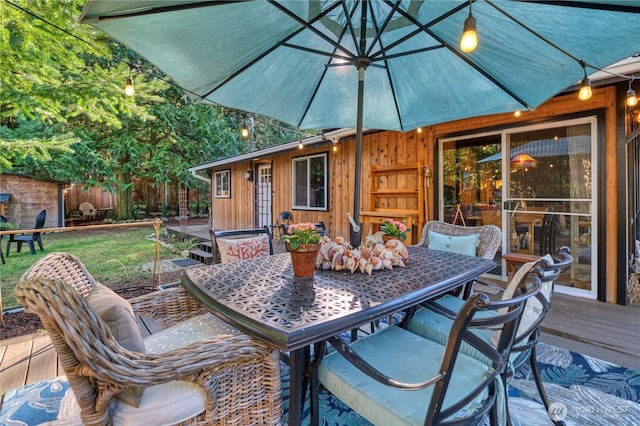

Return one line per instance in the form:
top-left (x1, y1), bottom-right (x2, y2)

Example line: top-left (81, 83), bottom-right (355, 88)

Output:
top-left (0, 338), bottom-right (33, 397)
top-left (25, 334), bottom-right (58, 385)
top-left (540, 293), bottom-right (640, 370)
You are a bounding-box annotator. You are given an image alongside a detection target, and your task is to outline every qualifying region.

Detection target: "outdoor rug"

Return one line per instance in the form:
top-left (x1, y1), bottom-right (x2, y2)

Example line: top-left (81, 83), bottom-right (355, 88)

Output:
top-left (2, 343), bottom-right (639, 425)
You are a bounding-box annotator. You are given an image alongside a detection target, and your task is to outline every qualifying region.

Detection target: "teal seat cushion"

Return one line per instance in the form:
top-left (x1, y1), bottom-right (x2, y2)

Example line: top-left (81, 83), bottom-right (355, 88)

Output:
top-left (407, 258), bottom-right (550, 365)
top-left (318, 326), bottom-right (493, 426)
top-left (427, 231), bottom-right (480, 257)
top-left (406, 295), bottom-right (495, 365)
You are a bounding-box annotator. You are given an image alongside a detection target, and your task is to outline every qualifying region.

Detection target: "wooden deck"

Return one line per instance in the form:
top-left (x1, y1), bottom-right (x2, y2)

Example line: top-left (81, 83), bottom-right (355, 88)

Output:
top-left (2, 293), bottom-right (638, 401)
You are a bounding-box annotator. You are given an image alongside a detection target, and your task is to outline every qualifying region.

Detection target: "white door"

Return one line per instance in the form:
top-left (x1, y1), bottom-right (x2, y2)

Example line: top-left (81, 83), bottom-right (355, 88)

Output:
top-left (257, 164), bottom-right (272, 228)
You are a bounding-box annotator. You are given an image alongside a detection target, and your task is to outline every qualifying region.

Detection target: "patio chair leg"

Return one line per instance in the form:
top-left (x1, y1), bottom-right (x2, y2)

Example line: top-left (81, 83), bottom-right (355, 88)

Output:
top-left (27, 241), bottom-right (36, 255)
top-left (0, 242), bottom-right (4, 264)
top-left (16, 241), bottom-right (23, 253)
top-left (530, 346), bottom-right (565, 426)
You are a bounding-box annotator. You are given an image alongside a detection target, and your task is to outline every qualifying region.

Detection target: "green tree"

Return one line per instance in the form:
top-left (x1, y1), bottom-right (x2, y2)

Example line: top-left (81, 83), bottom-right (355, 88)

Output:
top-left (1, 0), bottom-right (301, 219)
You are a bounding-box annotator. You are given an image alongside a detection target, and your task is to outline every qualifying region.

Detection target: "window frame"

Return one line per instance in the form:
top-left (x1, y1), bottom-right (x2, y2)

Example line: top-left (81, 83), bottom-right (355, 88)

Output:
top-left (214, 169), bottom-right (231, 198)
top-left (291, 152), bottom-right (328, 211)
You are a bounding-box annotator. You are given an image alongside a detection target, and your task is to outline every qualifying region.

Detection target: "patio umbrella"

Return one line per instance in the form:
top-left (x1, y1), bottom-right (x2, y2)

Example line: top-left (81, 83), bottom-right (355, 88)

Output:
top-left (80, 0), bottom-right (640, 245)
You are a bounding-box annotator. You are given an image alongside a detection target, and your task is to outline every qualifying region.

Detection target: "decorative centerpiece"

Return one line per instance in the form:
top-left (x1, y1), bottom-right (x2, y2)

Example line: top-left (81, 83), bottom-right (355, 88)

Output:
top-left (282, 223), bottom-right (322, 278)
top-left (379, 218), bottom-right (409, 242)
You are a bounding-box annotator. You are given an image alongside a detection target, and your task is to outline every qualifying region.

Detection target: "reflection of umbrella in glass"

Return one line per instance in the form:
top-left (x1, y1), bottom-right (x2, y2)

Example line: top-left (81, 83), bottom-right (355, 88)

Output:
top-left (511, 152), bottom-right (535, 185)
top-left (80, 1), bottom-right (640, 245)
top-left (511, 153), bottom-right (536, 170)
top-left (478, 136), bottom-right (591, 163)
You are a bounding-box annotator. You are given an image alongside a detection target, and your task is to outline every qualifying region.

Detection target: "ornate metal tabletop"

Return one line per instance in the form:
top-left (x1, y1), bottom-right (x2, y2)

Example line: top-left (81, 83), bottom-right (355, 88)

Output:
top-left (181, 246), bottom-right (496, 351)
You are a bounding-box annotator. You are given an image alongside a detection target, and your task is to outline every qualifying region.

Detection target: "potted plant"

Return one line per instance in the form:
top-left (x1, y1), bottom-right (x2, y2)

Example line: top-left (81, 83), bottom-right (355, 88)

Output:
top-left (281, 223), bottom-right (322, 277)
top-left (379, 219), bottom-right (410, 242)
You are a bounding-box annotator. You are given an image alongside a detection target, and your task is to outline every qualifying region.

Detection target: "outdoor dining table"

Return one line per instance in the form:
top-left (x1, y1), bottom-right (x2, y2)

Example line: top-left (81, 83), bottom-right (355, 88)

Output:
top-left (181, 246), bottom-right (496, 426)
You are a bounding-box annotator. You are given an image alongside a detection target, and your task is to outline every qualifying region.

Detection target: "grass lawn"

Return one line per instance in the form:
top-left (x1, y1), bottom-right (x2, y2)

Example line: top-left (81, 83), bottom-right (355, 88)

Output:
top-left (1, 224), bottom-right (185, 310)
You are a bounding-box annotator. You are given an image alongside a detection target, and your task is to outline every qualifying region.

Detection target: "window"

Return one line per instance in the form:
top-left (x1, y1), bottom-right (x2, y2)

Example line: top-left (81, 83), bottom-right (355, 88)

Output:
top-left (292, 153), bottom-right (327, 210)
top-left (214, 170), bottom-right (231, 198)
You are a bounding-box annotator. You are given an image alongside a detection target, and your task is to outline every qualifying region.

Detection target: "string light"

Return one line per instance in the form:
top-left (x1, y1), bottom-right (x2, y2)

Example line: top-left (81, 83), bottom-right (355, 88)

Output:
top-left (627, 77), bottom-right (637, 107)
top-left (416, 127), bottom-right (422, 134)
top-left (578, 62), bottom-right (592, 101)
top-left (460, 1), bottom-right (478, 53)
top-left (514, 110), bottom-right (522, 117)
top-left (124, 68), bottom-right (135, 96)
top-left (298, 140), bottom-right (303, 149)
top-left (332, 138), bottom-right (338, 152)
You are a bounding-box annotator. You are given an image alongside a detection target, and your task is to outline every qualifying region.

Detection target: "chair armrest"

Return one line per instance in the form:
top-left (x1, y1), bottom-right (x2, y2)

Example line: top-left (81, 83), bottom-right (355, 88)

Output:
top-left (128, 286), bottom-right (206, 330)
top-left (81, 330), bottom-right (280, 413)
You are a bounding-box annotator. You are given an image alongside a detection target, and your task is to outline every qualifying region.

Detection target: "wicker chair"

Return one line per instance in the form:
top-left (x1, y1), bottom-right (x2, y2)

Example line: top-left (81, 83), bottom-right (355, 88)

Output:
top-left (15, 253), bottom-right (283, 426)
top-left (413, 220), bottom-right (502, 260)
top-left (414, 221), bottom-right (501, 298)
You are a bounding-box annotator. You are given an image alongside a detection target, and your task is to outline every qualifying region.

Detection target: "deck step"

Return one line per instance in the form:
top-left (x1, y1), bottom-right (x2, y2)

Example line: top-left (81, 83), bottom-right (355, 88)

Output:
top-left (198, 240), bottom-right (213, 252)
top-left (189, 249), bottom-right (213, 265)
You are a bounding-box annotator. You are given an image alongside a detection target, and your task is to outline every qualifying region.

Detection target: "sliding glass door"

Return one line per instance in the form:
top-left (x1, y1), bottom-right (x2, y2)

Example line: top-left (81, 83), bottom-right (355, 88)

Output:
top-left (440, 117), bottom-right (597, 298)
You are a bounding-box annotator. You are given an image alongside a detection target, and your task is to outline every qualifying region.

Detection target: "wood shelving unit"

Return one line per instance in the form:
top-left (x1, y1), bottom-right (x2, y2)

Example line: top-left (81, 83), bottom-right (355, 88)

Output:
top-left (359, 163), bottom-right (425, 244)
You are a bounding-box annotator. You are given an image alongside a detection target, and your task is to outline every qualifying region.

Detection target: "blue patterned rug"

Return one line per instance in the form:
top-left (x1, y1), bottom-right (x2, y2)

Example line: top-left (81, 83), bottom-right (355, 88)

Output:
top-left (2, 342), bottom-right (639, 425)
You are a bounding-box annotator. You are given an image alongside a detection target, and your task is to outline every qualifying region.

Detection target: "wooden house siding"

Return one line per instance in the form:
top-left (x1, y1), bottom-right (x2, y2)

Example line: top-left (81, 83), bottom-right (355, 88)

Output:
top-left (208, 85), bottom-right (623, 302)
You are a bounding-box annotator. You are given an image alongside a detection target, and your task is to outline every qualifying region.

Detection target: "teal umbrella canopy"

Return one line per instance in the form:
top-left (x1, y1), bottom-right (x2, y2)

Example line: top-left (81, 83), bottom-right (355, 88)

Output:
top-left (80, 0), bottom-right (640, 244)
top-left (81, 0), bottom-right (640, 131)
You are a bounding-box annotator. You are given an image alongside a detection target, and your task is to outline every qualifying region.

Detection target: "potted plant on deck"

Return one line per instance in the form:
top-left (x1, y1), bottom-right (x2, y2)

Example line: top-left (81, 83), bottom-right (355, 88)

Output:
top-left (282, 223), bottom-right (322, 277)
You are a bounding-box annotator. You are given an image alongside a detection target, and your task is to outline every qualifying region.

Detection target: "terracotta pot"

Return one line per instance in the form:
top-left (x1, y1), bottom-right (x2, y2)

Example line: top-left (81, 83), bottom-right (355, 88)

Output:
top-left (286, 243), bottom-right (321, 278)
top-left (382, 235), bottom-right (401, 243)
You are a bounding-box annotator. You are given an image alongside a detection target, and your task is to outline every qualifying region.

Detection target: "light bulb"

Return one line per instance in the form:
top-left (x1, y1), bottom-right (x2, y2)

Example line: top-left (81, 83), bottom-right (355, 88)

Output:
top-left (578, 77), bottom-right (592, 101)
top-left (416, 127), bottom-right (422, 134)
top-left (298, 141), bottom-right (303, 149)
top-left (460, 14), bottom-right (477, 53)
top-left (124, 78), bottom-right (135, 96)
top-left (627, 88), bottom-right (637, 107)
top-left (241, 125), bottom-right (249, 138)
top-left (514, 110), bottom-right (522, 117)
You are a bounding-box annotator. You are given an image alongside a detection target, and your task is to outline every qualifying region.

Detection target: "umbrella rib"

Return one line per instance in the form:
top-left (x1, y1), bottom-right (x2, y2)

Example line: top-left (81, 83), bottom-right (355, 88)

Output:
top-left (486, 0), bottom-right (584, 65)
top-left (389, 1), bottom-right (531, 109)
top-left (364, 3), bottom-right (405, 131)
top-left (369, 0), bottom-right (466, 60)
top-left (200, 1), bottom-right (343, 101)
top-left (363, 0), bottom-right (404, 58)
top-left (273, 1), bottom-right (359, 128)
top-left (81, 0), bottom-right (247, 21)
top-left (269, 0), bottom-right (356, 59)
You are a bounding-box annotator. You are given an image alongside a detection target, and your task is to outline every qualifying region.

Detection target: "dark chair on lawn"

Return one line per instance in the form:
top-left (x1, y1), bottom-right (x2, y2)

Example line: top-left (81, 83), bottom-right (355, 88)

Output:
top-left (6, 209), bottom-right (46, 257)
top-left (268, 211), bottom-right (292, 244)
top-left (210, 227), bottom-right (273, 263)
top-left (15, 252), bottom-right (283, 426)
top-left (405, 247), bottom-right (573, 425)
top-left (313, 262), bottom-right (542, 425)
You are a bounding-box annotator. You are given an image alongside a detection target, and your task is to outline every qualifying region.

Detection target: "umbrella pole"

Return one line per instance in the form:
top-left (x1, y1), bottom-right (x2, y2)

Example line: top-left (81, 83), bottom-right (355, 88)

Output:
top-left (350, 65), bottom-right (365, 247)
